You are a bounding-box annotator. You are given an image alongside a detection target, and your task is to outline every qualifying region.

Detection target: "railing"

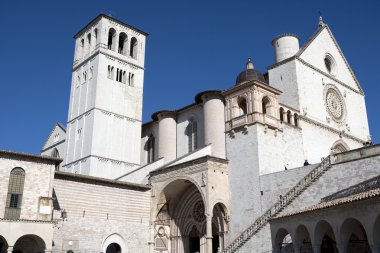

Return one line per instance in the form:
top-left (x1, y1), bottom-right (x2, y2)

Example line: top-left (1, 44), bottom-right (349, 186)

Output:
top-left (231, 115), bottom-right (247, 128)
top-left (220, 156), bottom-right (332, 253)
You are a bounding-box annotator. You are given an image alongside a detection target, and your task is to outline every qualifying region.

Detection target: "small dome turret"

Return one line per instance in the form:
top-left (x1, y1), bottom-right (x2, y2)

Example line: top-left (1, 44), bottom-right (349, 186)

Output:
top-left (235, 58), bottom-right (266, 85)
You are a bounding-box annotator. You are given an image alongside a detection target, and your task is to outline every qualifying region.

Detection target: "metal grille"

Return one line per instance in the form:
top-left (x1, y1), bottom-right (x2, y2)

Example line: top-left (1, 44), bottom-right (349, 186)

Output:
top-left (4, 167), bottom-right (25, 219)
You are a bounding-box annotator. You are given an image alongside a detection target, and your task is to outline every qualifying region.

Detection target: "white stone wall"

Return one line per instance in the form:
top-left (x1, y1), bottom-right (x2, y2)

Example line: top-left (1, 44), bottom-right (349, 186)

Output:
top-left (256, 123), bottom-right (305, 174)
top-left (268, 60), bottom-right (299, 110)
top-left (176, 106), bottom-right (204, 158)
top-left (141, 122), bottom-right (159, 165)
top-left (226, 124), bottom-right (261, 239)
top-left (53, 176), bottom-right (151, 253)
top-left (41, 124), bottom-right (67, 170)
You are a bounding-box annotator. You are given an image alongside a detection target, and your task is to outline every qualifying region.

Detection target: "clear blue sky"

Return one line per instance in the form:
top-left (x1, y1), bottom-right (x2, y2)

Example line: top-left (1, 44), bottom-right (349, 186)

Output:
top-left (0, 0), bottom-right (379, 154)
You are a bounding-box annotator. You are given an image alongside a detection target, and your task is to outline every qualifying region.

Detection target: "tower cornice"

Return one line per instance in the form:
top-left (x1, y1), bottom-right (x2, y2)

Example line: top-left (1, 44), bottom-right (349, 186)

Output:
top-left (73, 13), bottom-right (149, 39)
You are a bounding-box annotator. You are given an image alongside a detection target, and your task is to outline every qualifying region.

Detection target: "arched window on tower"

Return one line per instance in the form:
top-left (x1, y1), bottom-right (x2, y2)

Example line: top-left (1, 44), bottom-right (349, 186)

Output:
top-left (147, 135), bottom-right (155, 163)
top-left (294, 113), bottom-right (299, 127)
top-left (118, 32), bottom-right (128, 55)
top-left (279, 107), bottom-right (285, 122)
top-left (130, 37), bottom-right (138, 59)
top-left (262, 96), bottom-right (271, 115)
top-left (77, 38), bottom-right (84, 59)
top-left (238, 98), bottom-right (247, 116)
top-left (287, 110), bottom-right (292, 124)
top-left (107, 28), bottom-right (116, 51)
top-left (186, 120), bottom-right (198, 153)
top-left (5, 168), bottom-right (25, 219)
top-left (129, 73), bottom-right (135, 87)
top-left (85, 33), bottom-right (91, 55)
top-left (94, 28), bottom-right (98, 45)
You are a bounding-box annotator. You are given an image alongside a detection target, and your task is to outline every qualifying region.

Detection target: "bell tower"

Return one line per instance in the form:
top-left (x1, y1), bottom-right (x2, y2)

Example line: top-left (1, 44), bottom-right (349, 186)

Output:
top-left (63, 14), bottom-right (148, 179)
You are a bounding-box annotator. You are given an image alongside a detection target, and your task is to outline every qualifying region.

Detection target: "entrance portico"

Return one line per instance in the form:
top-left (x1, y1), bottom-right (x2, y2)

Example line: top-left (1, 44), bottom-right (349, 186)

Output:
top-left (149, 156), bottom-right (230, 253)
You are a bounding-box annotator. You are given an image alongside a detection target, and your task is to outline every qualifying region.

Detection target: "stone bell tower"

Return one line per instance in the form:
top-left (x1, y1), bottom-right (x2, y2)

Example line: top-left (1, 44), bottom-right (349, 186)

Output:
top-left (63, 14), bottom-right (148, 179)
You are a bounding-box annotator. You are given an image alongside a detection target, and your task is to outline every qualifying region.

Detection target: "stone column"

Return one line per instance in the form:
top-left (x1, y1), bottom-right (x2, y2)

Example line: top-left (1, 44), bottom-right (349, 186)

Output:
top-left (157, 111), bottom-right (177, 163)
top-left (206, 214), bottom-right (213, 253)
top-left (336, 243), bottom-right (346, 253)
top-left (312, 244), bottom-right (321, 253)
top-left (114, 32), bottom-right (119, 53)
top-left (372, 244), bottom-right (380, 253)
top-left (201, 91), bottom-right (226, 159)
top-left (289, 114), bottom-right (294, 125)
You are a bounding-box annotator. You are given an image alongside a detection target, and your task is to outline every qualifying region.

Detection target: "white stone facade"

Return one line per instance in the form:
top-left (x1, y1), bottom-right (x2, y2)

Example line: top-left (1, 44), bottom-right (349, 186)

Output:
top-left (6, 13), bottom-right (372, 253)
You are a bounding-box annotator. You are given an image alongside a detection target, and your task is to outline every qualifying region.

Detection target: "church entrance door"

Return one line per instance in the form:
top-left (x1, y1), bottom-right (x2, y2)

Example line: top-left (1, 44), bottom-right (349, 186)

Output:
top-left (189, 236), bottom-right (200, 253)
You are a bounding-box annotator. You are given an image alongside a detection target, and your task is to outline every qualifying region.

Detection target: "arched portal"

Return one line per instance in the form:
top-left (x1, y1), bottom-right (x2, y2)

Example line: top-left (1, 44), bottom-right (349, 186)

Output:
top-left (106, 243), bottom-right (121, 253)
top-left (13, 234), bottom-right (46, 253)
top-left (340, 218), bottom-right (371, 253)
top-left (314, 220), bottom-right (338, 253)
top-left (155, 179), bottom-right (208, 253)
top-left (0, 236), bottom-right (8, 253)
top-left (102, 234), bottom-right (126, 253)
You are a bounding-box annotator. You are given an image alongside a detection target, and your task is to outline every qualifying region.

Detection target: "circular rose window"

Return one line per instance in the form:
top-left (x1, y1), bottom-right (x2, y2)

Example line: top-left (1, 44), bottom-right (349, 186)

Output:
top-left (193, 200), bottom-right (205, 223)
top-left (325, 86), bottom-right (346, 122)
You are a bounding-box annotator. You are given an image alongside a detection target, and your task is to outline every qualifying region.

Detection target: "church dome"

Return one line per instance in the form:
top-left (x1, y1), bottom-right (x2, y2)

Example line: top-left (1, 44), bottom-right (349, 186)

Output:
top-left (235, 58), bottom-right (266, 85)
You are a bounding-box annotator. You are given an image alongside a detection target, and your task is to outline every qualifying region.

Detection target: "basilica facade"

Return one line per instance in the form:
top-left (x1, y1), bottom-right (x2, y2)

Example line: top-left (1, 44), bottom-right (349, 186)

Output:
top-left (0, 14), bottom-right (379, 253)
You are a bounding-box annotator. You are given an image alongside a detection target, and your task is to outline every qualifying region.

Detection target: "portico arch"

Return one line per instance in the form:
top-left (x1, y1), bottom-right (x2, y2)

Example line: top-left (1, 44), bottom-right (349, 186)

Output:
top-left (374, 215), bottom-right (380, 250)
top-left (13, 234), bottom-right (46, 253)
top-left (340, 218), bottom-right (371, 253)
top-left (295, 225), bottom-right (313, 252)
top-left (0, 235), bottom-right (8, 253)
top-left (314, 220), bottom-right (338, 253)
top-left (274, 228), bottom-right (294, 253)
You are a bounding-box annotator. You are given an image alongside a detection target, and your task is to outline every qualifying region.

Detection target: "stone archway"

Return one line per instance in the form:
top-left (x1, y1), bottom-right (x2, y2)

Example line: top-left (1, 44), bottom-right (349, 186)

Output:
top-left (13, 234), bottom-right (46, 253)
top-left (154, 179), bottom-right (208, 253)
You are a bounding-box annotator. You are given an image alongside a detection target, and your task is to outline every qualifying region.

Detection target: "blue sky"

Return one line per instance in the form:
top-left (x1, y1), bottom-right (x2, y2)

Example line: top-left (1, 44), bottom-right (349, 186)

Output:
top-left (0, 0), bottom-right (379, 154)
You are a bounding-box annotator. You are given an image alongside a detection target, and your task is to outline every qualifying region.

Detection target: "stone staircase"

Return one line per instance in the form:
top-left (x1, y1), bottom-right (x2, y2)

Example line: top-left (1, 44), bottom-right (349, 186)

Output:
top-left (221, 156), bottom-right (332, 253)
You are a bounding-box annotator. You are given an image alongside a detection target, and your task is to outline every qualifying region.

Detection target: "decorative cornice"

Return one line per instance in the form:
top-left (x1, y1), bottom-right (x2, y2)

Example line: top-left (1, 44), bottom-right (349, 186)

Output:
top-left (150, 155), bottom-right (228, 177)
top-left (62, 154), bottom-right (140, 168)
top-left (296, 57), bottom-right (363, 95)
top-left (73, 13), bottom-right (149, 39)
top-left (40, 140), bottom-right (65, 153)
top-left (73, 44), bottom-right (145, 71)
top-left (55, 171), bottom-right (151, 191)
top-left (0, 150), bottom-right (62, 165)
top-left (222, 79), bottom-right (282, 97)
top-left (67, 107), bottom-right (140, 124)
top-left (300, 116), bottom-right (365, 143)
top-left (0, 218), bottom-right (54, 224)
